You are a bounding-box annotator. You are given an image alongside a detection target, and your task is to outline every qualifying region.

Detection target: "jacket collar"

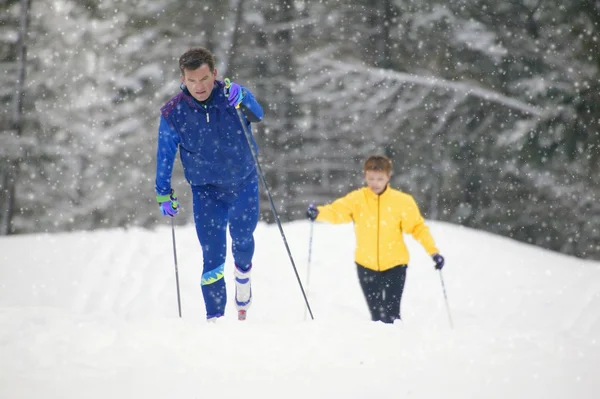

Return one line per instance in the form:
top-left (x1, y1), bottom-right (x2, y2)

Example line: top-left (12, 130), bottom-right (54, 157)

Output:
top-left (180, 81), bottom-right (225, 109)
top-left (364, 185), bottom-right (390, 200)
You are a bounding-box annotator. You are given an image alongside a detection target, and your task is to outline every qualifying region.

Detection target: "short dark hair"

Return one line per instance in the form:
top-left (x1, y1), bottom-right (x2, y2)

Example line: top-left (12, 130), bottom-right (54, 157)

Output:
top-left (179, 48), bottom-right (215, 75)
top-left (364, 155), bottom-right (393, 174)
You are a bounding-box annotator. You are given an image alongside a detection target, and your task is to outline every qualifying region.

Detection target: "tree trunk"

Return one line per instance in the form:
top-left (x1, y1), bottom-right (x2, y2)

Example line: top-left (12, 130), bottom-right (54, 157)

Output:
top-left (1, 0), bottom-right (29, 235)
top-left (0, 168), bottom-right (16, 235)
top-left (215, 0), bottom-right (242, 78)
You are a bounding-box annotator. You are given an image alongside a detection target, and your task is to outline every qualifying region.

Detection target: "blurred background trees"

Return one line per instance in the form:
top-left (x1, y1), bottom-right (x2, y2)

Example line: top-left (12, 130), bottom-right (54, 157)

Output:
top-left (1, 0), bottom-right (599, 260)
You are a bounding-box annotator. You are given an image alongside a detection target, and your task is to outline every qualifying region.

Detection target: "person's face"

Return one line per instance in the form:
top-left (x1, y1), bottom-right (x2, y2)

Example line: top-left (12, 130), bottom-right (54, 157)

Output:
top-left (181, 64), bottom-right (217, 102)
top-left (365, 170), bottom-right (390, 195)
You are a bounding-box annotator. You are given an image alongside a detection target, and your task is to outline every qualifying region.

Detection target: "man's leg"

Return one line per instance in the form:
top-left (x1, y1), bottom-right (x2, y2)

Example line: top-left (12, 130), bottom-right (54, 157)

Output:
top-left (192, 185), bottom-right (229, 319)
top-left (356, 263), bottom-right (385, 322)
top-left (381, 266), bottom-right (407, 324)
top-left (228, 177), bottom-right (259, 314)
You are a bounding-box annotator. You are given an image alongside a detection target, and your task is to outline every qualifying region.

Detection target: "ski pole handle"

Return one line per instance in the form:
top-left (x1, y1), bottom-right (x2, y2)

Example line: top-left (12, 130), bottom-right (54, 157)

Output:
top-left (224, 78), bottom-right (241, 109)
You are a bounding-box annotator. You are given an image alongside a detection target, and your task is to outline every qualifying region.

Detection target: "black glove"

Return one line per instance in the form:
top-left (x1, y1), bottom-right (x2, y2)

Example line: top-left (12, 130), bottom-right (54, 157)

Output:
top-left (432, 253), bottom-right (445, 270)
top-left (306, 203), bottom-right (319, 221)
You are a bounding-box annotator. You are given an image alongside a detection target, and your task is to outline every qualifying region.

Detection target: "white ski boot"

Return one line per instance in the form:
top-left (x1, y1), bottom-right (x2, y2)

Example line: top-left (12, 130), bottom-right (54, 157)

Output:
top-left (234, 266), bottom-right (252, 320)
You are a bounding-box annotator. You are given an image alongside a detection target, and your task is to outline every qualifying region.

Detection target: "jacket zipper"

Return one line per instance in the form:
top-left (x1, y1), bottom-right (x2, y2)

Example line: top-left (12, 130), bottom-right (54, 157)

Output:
top-left (203, 104), bottom-right (209, 122)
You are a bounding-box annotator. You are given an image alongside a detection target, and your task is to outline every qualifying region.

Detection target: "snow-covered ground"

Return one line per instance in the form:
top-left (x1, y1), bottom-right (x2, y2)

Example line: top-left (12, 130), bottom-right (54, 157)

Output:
top-left (1, 220), bottom-right (599, 398)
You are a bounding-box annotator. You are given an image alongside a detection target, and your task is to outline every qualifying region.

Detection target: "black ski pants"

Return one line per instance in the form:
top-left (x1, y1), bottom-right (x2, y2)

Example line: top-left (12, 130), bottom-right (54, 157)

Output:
top-left (356, 263), bottom-right (407, 324)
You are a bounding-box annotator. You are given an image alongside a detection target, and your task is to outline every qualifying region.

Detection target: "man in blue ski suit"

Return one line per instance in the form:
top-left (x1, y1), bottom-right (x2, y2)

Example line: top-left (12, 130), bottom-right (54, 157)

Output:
top-left (155, 47), bottom-right (264, 321)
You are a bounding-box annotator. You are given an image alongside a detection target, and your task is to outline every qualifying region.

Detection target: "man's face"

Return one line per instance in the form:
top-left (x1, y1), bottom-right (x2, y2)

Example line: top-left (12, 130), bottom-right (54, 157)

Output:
top-left (365, 170), bottom-right (390, 195)
top-left (181, 64), bottom-right (217, 102)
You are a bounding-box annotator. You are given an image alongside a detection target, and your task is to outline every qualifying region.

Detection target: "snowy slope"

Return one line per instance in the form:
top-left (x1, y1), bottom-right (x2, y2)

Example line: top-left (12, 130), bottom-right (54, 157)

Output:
top-left (1, 220), bottom-right (599, 398)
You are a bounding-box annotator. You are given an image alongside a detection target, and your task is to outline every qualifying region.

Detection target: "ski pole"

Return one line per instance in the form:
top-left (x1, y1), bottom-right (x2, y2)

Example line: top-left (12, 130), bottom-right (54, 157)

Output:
top-left (171, 217), bottom-right (182, 318)
top-left (226, 79), bottom-right (314, 320)
top-left (438, 270), bottom-right (453, 328)
top-left (304, 219), bottom-right (315, 320)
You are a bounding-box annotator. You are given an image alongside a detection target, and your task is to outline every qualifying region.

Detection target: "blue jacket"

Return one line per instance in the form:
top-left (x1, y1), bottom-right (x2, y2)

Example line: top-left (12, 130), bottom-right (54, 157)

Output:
top-left (155, 80), bottom-right (264, 196)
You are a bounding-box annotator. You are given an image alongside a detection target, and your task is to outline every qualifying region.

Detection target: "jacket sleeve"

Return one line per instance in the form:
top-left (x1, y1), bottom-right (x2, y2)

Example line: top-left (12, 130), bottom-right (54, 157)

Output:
top-left (315, 192), bottom-right (356, 224)
top-left (402, 195), bottom-right (439, 255)
top-left (239, 86), bottom-right (264, 123)
top-left (155, 115), bottom-right (180, 196)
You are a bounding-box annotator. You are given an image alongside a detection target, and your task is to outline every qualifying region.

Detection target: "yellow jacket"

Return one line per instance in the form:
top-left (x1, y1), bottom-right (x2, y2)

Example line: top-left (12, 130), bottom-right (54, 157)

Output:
top-left (315, 186), bottom-right (439, 271)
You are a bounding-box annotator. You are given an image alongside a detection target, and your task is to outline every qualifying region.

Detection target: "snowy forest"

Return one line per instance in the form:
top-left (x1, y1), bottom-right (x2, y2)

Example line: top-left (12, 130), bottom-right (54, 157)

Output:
top-left (1, 0), bottom-right (599, 260)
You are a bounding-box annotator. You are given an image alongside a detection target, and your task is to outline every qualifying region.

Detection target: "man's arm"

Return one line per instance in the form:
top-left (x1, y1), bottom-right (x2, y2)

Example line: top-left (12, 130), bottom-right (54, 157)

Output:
top-left (239, 86), bottom-right (264, 123)
top-left (155, 115), bottom-right (180, 196)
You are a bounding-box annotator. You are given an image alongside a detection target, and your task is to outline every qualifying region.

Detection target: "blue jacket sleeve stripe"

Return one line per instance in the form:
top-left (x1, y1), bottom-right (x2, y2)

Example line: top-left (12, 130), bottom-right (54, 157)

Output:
top-left (155, 115), bottom-right (180, 196)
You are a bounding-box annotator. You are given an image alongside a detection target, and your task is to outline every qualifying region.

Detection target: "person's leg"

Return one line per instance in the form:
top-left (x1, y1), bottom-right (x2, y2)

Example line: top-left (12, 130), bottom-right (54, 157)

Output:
top-left (381, 266), bottom-right (407, 324)
top-left (192, 185), bottom-right (229, 319)
top-left (228, 177), bottom-right (259, 269)
top-left (356, 263), bottom-right (385, 322)
top-left (228, 177), bottom-right (259, 312)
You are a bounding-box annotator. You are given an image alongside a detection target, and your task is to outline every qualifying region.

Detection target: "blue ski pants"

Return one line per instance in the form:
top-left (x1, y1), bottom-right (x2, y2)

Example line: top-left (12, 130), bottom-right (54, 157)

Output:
top-left (191, 177), bottom-right (259, 318)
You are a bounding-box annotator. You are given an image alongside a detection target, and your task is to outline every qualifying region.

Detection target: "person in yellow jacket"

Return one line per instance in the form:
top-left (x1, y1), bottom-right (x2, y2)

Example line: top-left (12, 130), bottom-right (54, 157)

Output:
top-left (306, 155), bottom-right (445, 324)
